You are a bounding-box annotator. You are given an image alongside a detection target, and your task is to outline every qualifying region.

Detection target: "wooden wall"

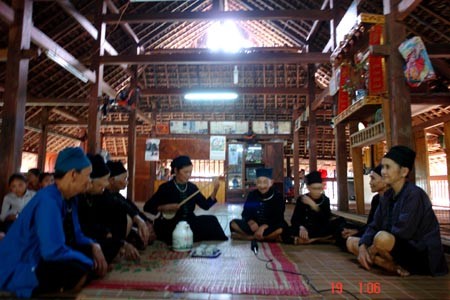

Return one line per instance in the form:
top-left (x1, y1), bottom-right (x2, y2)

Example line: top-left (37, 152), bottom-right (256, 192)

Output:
top-left (134, 137), bottom-right (217, 202)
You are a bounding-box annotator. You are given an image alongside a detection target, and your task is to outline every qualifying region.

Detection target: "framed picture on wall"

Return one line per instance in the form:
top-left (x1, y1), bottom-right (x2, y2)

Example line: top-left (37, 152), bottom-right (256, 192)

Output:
top-left (170, 121), bottom-right (208, 134)
top-left (252, 121), bottom-right (291, 134)
top-left (210, 121), bottom-right (249, 134)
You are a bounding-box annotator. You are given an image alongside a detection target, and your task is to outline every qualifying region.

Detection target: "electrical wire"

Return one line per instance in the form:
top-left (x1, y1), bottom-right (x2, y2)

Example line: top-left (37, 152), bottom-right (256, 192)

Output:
top-left (252, 250), bottom-right (360, 300)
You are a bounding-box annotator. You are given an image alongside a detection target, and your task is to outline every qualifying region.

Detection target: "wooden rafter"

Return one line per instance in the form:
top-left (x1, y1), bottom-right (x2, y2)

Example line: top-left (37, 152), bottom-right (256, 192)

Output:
top-left (396, 0), bottom-right (422, 21)
top-left (103, 9), bottom-right (333, 24)
top-left (0, 1), bottom-right (116, 97)
top-left (100, 52), bottom-right (330, 65)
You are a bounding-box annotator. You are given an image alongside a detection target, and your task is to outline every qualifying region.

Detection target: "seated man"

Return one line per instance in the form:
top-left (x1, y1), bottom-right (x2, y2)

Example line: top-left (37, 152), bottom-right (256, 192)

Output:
top-left (105, 160), bottom-right (156, 249)
top-left (230, 168), bottom-right (287, 241)
top-left (348, 145), bottom-right (448, 276)
top-left (335, 164), bottom-right (385, 250)
top-left (285, 171), bottom-right (332, 244)
top-left (78, 154), bottom-right (140, 263)
top-left (0, 147), bottom-right (107, 298)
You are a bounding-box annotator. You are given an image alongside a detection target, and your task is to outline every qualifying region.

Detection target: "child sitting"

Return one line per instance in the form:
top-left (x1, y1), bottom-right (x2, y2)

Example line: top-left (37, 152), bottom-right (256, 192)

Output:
top-left (285, 170), bottom-right (332, 244)
top-left (0, 174), bottom-right (36, 232)
top-left (230, 168), bottom-right (287, 241)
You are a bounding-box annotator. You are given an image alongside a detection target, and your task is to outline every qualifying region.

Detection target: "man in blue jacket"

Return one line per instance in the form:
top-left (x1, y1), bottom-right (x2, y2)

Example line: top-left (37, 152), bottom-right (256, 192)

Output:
top-left (0, 147), bottom-right (107, 298)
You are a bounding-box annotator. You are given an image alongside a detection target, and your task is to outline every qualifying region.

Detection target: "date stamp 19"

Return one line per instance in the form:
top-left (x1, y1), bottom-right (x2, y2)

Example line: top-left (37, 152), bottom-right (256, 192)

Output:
top-left (331, 281), bottom-right (381, 294)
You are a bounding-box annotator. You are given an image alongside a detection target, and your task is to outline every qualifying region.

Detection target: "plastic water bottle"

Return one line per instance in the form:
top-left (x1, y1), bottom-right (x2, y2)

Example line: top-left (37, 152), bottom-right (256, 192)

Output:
top-left (172, 221), bottom-right (193, 252)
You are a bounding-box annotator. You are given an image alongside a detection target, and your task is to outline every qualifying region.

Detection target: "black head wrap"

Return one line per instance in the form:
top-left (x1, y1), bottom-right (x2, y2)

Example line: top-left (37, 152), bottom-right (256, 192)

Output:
top-left (305, 171), bottom-right (322, 185)
top-left (384, 145), bottom-right (416, 170)
top-left (256, 168), bottom-right (272, 179)
top-left (170, 156), bottom-right (192, 174)
top-left (88, 154), bottom-right (110, 179)
top-left (371, 164), bottom-right (382, 177)
top-left (106, 160), bottom-right (127, 177)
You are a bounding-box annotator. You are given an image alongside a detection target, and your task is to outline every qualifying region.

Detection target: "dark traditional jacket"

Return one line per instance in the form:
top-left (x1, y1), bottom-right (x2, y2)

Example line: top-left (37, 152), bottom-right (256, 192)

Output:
top-left (291, 193), bottom-right (331, 238)
top-left (242, 187), bottom-right (286, 230)
top-left (144, 180), bottom-right (216, 221)
top-left (360, 182), bottom-right (448, 276)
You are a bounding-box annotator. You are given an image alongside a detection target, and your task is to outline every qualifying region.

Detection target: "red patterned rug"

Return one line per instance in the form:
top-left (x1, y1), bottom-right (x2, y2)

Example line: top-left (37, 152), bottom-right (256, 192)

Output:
top-left (89, 241), bottom-right (309, 296)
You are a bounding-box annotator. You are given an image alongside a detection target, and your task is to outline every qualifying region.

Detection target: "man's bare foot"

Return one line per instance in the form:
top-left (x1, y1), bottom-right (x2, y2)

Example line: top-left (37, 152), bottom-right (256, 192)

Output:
top-left (231, 232), bottom-right (253, 240)
top-left (396, 265), bottom-right (410, 277)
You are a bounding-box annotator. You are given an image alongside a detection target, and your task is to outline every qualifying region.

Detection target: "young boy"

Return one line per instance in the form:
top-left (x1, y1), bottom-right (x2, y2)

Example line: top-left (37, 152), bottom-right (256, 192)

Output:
top-left (39, 172), bottom-right (54, 189)
top-left (286, 170), bottom-right (332, 244)
top-left (0, 174), bottom-right (36, 232)
top-left (230, 168), bottom-right (287, 241)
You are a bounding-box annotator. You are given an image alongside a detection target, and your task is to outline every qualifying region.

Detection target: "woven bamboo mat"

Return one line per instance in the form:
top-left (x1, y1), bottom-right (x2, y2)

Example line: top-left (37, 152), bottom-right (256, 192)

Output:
top-left (88, 241), bottom-right (309, 296)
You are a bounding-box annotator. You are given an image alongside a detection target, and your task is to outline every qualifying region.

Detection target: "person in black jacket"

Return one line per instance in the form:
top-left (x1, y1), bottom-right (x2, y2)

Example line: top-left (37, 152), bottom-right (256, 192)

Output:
top-left (230, 168), bottom-right (287, 241)
top-left (349, 146), bottom-right (448, 276)
top-left (333, 164), bottom-right (385, 250)
top-left (285, 170), bottom-right (332, 244)
top-left (144, 156), bottom-right (227, 244)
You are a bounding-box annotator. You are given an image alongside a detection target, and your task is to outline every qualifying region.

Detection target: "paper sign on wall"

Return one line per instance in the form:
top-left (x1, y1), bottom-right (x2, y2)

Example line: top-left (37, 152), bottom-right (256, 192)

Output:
top-left (210, 136), bottom-right (226, 160)
top-left (145, 139), bottom-right (160, 161)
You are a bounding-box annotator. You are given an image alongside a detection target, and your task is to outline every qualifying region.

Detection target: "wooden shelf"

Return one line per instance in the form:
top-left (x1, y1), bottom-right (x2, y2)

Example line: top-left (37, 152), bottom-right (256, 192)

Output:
top-left (350, 120), bottom-right (385, 148)
top-left (333, 95), bottom-right (384, 125)
top-left (331, 13), bottom-right (385, 63)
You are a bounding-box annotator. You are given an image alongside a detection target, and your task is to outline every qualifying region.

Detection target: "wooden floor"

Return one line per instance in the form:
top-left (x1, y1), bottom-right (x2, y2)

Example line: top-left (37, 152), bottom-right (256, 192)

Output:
top-left (2, 203), bottom-right (449, 300)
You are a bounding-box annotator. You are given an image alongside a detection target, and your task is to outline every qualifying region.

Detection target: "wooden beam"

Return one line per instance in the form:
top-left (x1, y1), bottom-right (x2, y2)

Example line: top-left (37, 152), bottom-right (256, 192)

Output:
top-left (37, 108), bottom-right (49, 171)
top-left (103, 9), bottom-right (333, 24)
top-left (0, 1), bottom-right (13, 24)
top-left (308, 64), bottom-right (317, 171)
top-left (414, 129), bottom-right (431, 195)
top-left (51, 107), bottom-right (80, 122)
top-left (413, 112), bottom-right (450, 132)
top-left (56, 0), bottom-right (117, 56)
top-left (87, 0), bottom-right (106, 154)
top-left (0, 48), bottom-right (7, 62)
top-left (100, 52), bottom-right (331, 65)
top-left (306, 0), bottom-right (329, 42)
top-left (335, 122), bottom-right (348, 211)
top-left (426, 44), bottom-right (450, 59)
top-left (396, 0), bottom-right (422, 21)
top-left (410, 93), bottom-right (450, 105)
top-left (25, 124), bottom-right (82, 141)
top-left (105, 0), bottom-right (139, 44)
top-left (0, 0), bottom-right (32, 201)
top-left (444, 121), bottom-right (450, 204)
top-left (431, 58), bottom-right (450, 80)
top-left (312, 87), bottom-right (331, 111)
top-left (48, 121), bottom-right (138, 127)
top-left (385, 0), bottom-right (413, 147)
top-left (136, 108), bottom-right (153, 125)
top-left (141, 87), bottom-right (320, 96)
top-left (369, 45), bottom-right (390, 56)
top-left (127, 65), bottom-right (138, 201)
top-left (0, 1), bottom-right (116, 98)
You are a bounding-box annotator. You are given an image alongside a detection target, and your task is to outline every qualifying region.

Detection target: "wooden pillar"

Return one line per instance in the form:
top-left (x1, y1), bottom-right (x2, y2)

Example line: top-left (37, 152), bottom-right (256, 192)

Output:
top-left (329, 0), bottom-right (337, 51)
top-left (351, 146), bottom-right (365, 214)
top-left (127, 65), bottom-right (138, 201)
top-left (37, 107), bottom-right (49, 171)
top-left (149, 106), bottom-right (157, 197)
top-left (444, 121), bottom-right (450, 206)
top-left (335, 122), bottom-right (348, 211)
top-left (286, 157), bottom-right (291, 177)
top-left (87, 0), bottom-right (106, 154)
top-left (349, 122), bottom-right (364, 214)
top-left (307, 64), bottom-right (317, 171)
top-left (293, 111), bottom-right (300, 199)
top-left (414, 130), bottom-right (430, 195)
top-left (0, 0), bottom-right (32, 200)
top-left (384, 0), bottom-right (413, 148)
